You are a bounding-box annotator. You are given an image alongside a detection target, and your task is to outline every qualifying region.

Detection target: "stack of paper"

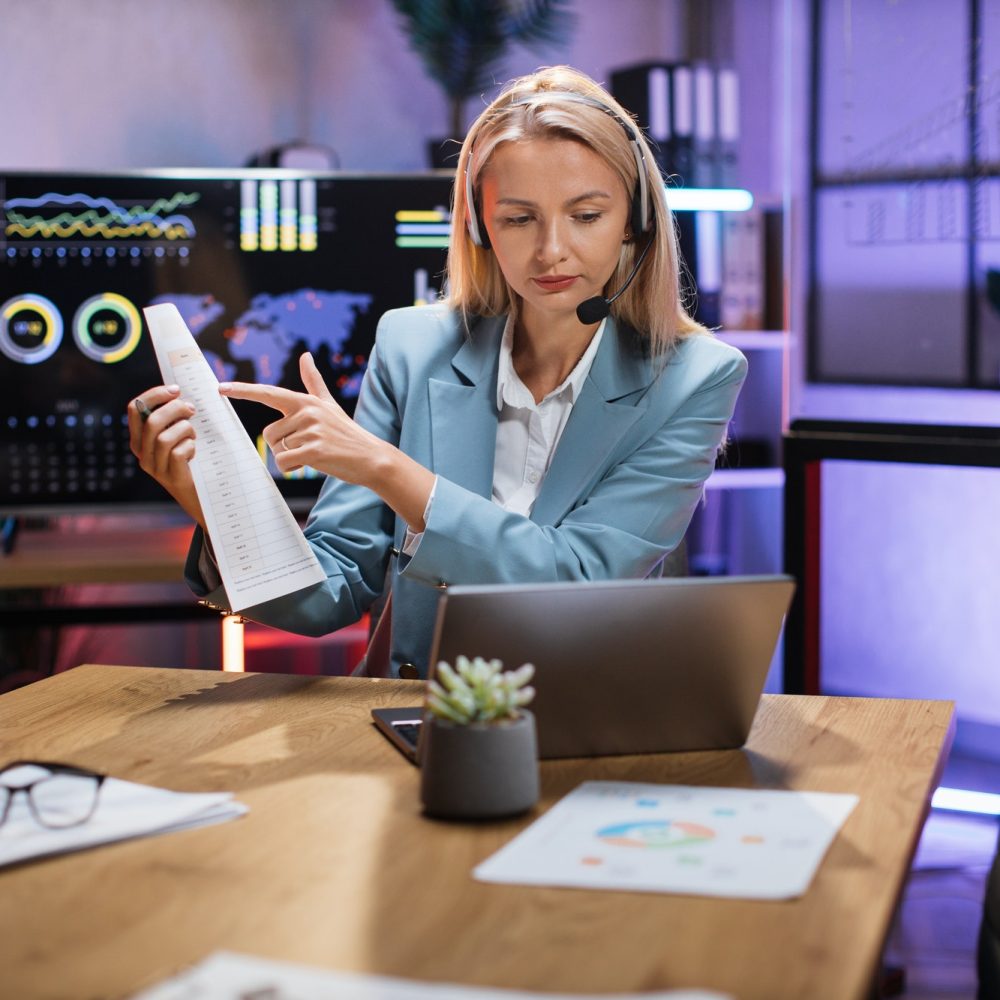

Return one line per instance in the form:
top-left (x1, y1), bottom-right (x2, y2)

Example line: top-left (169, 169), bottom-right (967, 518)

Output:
top-left (0, 773), bottom-right (246, 868)
top-left (133, 952), bottom-right (732, 1000)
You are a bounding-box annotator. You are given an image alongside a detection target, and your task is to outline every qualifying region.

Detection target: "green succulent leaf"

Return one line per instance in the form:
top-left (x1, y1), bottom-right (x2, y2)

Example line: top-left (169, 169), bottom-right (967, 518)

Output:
top-left (425, 655), bottom-right (536, 724)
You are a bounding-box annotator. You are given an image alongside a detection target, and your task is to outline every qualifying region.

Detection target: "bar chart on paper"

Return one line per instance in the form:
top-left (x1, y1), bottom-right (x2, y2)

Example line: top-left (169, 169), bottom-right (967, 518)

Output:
top-left (144, 303), bottom-right (324, 611)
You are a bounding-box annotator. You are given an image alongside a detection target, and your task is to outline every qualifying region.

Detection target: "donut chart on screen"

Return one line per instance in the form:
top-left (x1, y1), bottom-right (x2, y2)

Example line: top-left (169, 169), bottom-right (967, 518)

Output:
top-left (0, 294), bottom-right (64, 364)
top-left (72, 292), bottom-right (144, 363)
top-left (0, 171), bottom-right (455, 509)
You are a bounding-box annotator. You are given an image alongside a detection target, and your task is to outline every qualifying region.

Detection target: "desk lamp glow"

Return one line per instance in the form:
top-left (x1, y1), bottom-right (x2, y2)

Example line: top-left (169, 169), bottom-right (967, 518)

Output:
top-left (222, 614), bottom-right (245, 672)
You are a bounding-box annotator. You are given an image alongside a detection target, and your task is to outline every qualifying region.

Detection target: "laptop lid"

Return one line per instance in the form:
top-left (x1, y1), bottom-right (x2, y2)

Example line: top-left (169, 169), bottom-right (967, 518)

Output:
top-left (427, 574), bottom-right (796, 759)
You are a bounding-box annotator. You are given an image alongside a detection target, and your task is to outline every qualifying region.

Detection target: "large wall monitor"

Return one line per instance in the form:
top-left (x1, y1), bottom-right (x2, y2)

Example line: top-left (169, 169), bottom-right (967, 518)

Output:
top-left (0, 170), bottom-right (454, 512)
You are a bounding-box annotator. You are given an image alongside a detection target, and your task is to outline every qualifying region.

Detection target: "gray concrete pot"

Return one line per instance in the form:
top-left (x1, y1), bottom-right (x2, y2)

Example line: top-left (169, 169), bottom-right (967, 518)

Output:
top-left (419, 710), bottom-right (539, 820)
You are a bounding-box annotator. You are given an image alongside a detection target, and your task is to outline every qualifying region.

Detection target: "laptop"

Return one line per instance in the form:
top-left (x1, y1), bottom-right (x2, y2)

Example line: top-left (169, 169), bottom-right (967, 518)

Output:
top-left (372, 574), bottom-right (795, 761)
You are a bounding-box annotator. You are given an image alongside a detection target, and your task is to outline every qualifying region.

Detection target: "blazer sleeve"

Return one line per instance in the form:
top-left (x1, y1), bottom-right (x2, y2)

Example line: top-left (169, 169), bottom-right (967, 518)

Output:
top-left (398, 344), bottom-right (747, 587)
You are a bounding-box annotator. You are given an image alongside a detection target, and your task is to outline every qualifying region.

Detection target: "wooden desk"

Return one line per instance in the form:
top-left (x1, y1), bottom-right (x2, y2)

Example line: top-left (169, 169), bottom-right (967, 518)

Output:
top-left (0, 665), bottom-right (954, 1000)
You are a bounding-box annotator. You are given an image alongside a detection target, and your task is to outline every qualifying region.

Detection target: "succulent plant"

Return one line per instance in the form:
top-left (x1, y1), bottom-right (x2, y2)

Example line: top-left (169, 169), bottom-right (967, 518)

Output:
top-left (426, 655), bottom-right (535, 725)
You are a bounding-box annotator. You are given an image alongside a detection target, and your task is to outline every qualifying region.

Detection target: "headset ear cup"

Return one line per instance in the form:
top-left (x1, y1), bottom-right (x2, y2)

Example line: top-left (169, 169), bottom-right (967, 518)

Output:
top-left (465, 209), bottom-right (486, 248)
top-left (474, 203), bottom-right (491, 250)
top-left (464, 162), bottom-right (491, 249)
top-left (630, 189), bottom-right (646, 238)
top-left (465, 206), bottom-right (491, 249)
top-left (627, 137), bottom-right (652, 236)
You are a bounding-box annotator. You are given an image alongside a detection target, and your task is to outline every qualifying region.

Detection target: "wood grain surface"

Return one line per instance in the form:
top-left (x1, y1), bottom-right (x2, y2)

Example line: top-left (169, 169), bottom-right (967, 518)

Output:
top-left (0, 665), bottom-right (954, 1000)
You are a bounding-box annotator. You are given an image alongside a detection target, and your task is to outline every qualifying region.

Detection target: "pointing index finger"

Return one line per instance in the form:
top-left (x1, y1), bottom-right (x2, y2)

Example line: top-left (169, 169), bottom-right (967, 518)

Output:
top-left (218, 381), bottom-right (303, 414)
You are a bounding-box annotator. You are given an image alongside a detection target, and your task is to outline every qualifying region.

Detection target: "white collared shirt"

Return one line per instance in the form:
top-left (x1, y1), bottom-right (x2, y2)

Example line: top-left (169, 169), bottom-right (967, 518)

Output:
top-left (491, 316), bottom-right (605, 516)
top-left (404, 316), bottom-right (605, 553)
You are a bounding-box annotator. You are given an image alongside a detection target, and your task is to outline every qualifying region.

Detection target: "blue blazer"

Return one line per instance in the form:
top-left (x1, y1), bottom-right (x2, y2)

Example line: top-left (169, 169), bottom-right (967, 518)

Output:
top-left (186, 304), bottom-right (747, 676)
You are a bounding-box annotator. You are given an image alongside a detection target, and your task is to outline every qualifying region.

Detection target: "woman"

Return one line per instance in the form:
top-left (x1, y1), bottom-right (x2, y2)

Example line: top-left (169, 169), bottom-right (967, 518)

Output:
top-left (129, 65), bottom-right (748, 678)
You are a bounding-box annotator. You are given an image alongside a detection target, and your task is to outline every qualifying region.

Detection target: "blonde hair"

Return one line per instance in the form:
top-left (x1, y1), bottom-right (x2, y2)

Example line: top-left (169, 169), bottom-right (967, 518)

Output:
top-left (446, 65), bottom-right (705, 356)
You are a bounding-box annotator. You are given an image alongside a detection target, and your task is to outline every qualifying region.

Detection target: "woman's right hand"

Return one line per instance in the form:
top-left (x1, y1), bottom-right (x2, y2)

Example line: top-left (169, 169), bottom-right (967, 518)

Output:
top-left (127, 384), bottom-right (205, 528)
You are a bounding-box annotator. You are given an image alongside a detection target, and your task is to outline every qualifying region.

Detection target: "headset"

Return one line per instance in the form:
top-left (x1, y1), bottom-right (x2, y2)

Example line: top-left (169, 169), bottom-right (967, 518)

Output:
top-left (463, 91), bottom-right (653, 250)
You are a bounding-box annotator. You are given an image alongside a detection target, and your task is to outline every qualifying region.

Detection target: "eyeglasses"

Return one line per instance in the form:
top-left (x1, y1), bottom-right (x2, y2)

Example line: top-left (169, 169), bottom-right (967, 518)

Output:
top-left (0, 761), bottom-right (105, 830)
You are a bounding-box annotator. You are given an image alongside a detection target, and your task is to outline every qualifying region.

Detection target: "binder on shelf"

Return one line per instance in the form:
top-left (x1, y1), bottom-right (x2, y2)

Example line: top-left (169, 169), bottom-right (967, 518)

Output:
top-left (716, 67), bottom-right (740, 189)
top-left (694, 210), bottom-right (723, 329)
top-left (762, 207), bottom-right (785, 331)
top-left (670, 64), bottom-right (695, 186)
top-left (692, 64), bottom-right (717, 189)
top-left (611, 62), bottom-right (741, 192)
top-left (646, 66), bottom-right (671, 150)
top-left (610, 62), bottom-right (694, 185)
top-left (610, 62), bottom-right (670, 175)
top-left (675, 208), bottom-right (722, 329)
top-left (721, 207), bottom-right (765, 331)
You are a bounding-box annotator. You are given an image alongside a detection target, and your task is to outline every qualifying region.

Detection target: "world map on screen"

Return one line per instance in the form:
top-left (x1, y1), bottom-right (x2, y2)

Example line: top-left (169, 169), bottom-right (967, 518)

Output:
top-left (149, 290), bottom-right (373, 397)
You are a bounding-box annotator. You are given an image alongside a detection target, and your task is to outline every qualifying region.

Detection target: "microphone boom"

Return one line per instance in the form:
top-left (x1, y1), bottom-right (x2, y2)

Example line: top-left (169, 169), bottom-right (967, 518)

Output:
top-left (575, 236), bottom-right (654, 325)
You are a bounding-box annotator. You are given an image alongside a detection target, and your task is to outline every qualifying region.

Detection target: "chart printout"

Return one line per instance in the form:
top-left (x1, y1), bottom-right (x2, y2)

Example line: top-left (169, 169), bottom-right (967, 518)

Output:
top-left (474, 781), bottom-right (859, 900)
top-left (143, 303), bottom-right (325, 611)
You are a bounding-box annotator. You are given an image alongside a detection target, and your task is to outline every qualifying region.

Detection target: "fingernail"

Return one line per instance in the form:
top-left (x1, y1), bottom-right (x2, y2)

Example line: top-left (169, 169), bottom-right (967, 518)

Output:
top-left (168, 384), bottom-right (180, 393)
top-left (218, 383), bottom-right (230, 391)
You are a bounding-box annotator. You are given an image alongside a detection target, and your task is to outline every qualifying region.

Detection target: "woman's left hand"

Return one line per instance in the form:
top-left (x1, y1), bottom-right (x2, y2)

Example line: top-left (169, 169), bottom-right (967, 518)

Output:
top-left (218, 352), bottom-right (387, 485)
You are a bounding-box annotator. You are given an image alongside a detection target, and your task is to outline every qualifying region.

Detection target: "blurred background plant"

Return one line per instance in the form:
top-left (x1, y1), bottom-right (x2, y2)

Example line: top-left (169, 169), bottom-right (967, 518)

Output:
top-left (387, 0), bottom-right (575, 163)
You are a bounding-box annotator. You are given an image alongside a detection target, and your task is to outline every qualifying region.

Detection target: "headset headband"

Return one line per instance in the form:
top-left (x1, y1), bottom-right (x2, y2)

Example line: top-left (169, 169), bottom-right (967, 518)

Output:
top-left (464, 90), bottom-right (652, 249)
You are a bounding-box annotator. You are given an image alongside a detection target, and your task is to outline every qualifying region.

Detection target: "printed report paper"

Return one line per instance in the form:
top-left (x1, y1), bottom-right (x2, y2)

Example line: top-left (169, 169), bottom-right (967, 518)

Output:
top-left (132, 951), bottom-right (733, 999)
top-left (474, 781), bottom-right (859, 900)
top-left (144, 302), bottom-right (325, 611)
top-left (0, 769), bottom-right (247, 869)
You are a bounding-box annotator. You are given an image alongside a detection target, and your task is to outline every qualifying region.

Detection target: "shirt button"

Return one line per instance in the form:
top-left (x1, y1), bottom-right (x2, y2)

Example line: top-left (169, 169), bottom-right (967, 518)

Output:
top-left (398, 663), bottom-right (420, 680)
top-left (527, 470), bottom-right (539, 484)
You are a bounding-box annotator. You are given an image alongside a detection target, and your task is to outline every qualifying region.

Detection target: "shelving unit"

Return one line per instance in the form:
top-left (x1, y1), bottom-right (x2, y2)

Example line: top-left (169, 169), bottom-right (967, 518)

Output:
top-left (706, 468), bottom-right (785, 491)
top-left (687, 324), bottom-right (786, 579)
top-left (715, 330), bottom-right (785, 352)
top-left (666, 178), bottom-right (787, 577)
top-left (683, 322), bottom-right (788, 691)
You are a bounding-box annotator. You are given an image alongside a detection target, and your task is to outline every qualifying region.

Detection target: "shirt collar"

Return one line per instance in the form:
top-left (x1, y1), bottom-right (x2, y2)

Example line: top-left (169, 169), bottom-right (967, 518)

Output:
top-left (496, 316), bottom-right (607, 410)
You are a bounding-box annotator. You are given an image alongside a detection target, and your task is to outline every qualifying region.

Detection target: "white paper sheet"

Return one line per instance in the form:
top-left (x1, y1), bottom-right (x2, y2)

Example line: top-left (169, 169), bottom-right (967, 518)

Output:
top-left (0, 768), bottom-right (247, 868)
top-left (132, 951), bottom-right (732, 1000)
top-left (474, 781), bottom-right (859, 900)
top-left (143, 302), bottom-right (325, 611)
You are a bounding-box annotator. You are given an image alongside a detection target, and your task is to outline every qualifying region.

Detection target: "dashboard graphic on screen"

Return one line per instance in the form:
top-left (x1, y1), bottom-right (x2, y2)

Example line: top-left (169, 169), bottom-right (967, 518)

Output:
top-left (0, 170), bottom-right (454, 512)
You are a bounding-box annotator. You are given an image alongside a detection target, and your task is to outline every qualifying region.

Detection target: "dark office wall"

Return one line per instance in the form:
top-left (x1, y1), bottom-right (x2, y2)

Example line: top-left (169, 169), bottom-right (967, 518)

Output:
top-left (0, 0), bottom-right (687, 172)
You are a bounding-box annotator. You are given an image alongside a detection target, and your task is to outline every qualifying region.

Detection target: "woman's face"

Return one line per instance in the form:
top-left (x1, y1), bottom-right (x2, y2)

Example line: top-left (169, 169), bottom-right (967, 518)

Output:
top-left (478, 137), bottom-right (631, 328)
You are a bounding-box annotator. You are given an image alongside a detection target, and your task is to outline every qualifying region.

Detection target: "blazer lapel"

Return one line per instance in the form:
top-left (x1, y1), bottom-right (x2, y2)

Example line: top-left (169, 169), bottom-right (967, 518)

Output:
top-left (427, 315), bottom-right (504, 499)
top-left (531, 319), bottom-right (655, 526)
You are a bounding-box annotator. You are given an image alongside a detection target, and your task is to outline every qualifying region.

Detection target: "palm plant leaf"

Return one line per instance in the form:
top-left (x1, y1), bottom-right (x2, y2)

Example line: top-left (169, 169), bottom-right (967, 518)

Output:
top-left (389, 0), bottom-right (575, 101)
